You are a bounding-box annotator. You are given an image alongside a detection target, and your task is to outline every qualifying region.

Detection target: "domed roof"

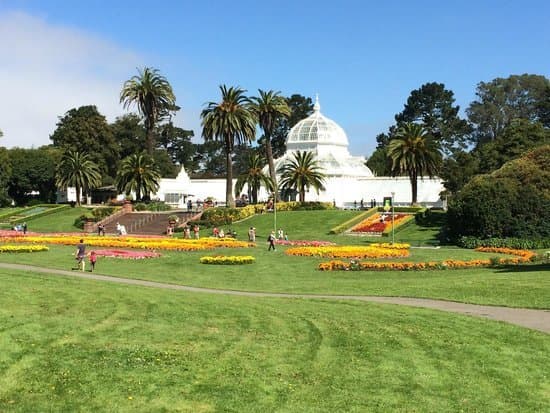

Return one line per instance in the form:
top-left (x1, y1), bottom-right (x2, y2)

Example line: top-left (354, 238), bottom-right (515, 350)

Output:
top-left (286, 96), bottom-right (349, 148)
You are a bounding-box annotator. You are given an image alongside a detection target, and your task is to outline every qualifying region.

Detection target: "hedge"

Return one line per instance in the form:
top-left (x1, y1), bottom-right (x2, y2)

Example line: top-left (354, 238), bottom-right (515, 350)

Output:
top-left (458, 236), bottom-right (550, 250)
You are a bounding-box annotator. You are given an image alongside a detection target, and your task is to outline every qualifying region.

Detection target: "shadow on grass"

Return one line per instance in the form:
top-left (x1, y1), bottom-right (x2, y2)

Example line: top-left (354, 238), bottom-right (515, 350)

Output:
top-left (494, 263), bottom-right (550, 273)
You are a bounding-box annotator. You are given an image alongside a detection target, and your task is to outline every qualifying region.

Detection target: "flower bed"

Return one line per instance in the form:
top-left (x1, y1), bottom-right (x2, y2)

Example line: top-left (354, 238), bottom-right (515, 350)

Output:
top-left (0, 234), bottom-right (253, 252)
top-left (274, 240), bottom-right (336, 246)
top-left (350, 213), bottom-right (411, 234)
top-left (318, 248), bottom-right (535, 271)
top-left (0, 244), bottom-right (49, 253)
top-left (286, 245), bottom-right (409, 259)
top-left (92, 249), bottom-right (161, 259)
top-left (200, 255), bottom-right (255, 265)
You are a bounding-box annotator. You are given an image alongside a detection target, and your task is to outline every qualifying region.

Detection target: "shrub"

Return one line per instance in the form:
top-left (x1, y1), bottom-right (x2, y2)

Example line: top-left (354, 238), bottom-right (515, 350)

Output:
top-left (201, 205), bottom-right (256, 226)
top-left (458, 236), bottom-right (550, 249)
top-left (448, 145), bottom-right (550, 240)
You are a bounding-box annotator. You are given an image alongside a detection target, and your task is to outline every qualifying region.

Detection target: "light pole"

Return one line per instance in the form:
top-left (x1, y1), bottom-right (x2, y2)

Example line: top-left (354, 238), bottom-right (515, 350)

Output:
top-left (391, 191), bottom-right (395, 244)
top-left (273, 186), bottom-right (277, 234)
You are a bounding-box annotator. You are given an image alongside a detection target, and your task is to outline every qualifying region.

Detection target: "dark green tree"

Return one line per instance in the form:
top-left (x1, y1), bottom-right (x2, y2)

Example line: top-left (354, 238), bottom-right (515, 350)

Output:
top-left (0, 147), bottom-right (11, 206)
top-left (387, 123), bottom-right (442, 205)
top-left (111, 114), bottom-right (146, 159)
top-left (440, 150), bottom-right (480, 196)
top-left (115, 153), bottom-right (161, 201)
top-left (50, 106), bottom-right (119, 179)
top-left (201, 85), bottom-right (256, 207)
top-left (234, 152), bottom-right (273, 204)
top-left (190, 140), bottom-right (226, 177)
top-left (278, 150), bottom-right (326, 203)
top-left (7, 147), bottom-right (60, 205)
top-left (475, 119), bottom-right (549, 173)
top-left (466, 74), bottom-right (550, 145)
top-left (55, 150), bottom-right (102, 206)
top-left (158, 121), bottom-right (195, 169)
top-left (366, 133), bottom-right (393, 176)
top-left (120, 67), bottom-right (177, 154)
top-left (395, 82), bottom-right (471, 154)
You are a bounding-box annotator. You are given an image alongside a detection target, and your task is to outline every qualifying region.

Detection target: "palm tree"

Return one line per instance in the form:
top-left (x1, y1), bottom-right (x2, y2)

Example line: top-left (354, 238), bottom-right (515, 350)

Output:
top-left (278, 150), bottom-right (326, 203)
top-left (120, 67), bottom-right (176, 155)
top-left (387, 123), bottom-right (442, 205)
top-left (234, 152), bottom-right (273, 204)
top-left (56, 150), bottom-right (102, 206)
top-left (115, 153), bottom-right (161, 201)
top-left (250, 90), bottom-right (290, 196)
top-left (201, 85), bottom-right (256, 208)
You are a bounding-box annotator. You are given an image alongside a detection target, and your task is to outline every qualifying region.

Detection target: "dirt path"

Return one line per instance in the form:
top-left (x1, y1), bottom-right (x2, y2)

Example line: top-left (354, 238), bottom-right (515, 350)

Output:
top-left (1, 262), bottom-right (549, 334)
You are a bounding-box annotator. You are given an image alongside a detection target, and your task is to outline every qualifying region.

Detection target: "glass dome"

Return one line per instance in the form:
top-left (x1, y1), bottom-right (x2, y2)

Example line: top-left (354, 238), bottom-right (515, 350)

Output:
top-left (286, 97), bottom-right (349, 148)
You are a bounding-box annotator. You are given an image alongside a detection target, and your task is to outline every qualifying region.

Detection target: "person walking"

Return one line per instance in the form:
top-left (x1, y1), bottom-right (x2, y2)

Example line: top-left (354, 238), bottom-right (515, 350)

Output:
top-left (74, 239), bottom-right (86, 271)
top-left (193, 224), bottom-right (200, 239)
top-left (22, 222), bottom-right (27, 235)
top-left (88, 250), bottom-right (97, 272)
top-left (267, 230), bottom-right (276, 251)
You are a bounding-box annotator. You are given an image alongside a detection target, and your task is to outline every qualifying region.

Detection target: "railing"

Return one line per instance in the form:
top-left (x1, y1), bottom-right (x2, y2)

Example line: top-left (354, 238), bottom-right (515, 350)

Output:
top-left (127, 213), bottom-right (161, 233)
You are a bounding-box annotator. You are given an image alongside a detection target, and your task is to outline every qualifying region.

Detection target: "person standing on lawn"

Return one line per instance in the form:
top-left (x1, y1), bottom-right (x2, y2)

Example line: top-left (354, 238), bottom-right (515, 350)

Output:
top-left (89, 250), bottom-right (97, 272)
top-left (267, 230), bottom-right (276, 251)
top-left (74, 239), bottom-right (86, 271)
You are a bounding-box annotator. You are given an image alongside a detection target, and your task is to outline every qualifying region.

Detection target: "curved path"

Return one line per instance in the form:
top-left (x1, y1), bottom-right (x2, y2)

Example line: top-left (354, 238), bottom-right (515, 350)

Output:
top-left (1, 262), bottom-right (549, 334)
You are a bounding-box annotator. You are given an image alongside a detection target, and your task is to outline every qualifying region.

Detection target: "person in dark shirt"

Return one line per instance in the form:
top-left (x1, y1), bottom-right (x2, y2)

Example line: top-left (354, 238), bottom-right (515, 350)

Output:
top-left (75, 239), bottom-right (86, 271)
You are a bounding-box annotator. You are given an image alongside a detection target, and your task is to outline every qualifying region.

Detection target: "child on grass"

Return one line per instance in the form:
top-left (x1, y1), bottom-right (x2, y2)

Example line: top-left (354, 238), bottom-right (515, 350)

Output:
top-left (88, 251), bottom-right (97, 272)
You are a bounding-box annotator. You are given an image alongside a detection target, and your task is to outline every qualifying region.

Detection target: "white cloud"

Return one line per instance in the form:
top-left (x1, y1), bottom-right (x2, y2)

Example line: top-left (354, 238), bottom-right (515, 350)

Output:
top-left (0, 11), bottom-right (143, 148)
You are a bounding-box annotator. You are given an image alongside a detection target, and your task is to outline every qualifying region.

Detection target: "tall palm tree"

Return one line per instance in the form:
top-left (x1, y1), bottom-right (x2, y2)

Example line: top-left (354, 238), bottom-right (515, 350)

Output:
top-left (201, 85), bottom-right (256, 208)
top-left (115, 153), bottom-right (161, 201)
top-left (250, 90), bottom-right (290, 196)
top-left (56, 150), bottom-right (102, 206)
top-left (387, 123), bottom-right (442, 205)
top-left (278, 151), bottom-right (326, 203)
top-left (234, 152), bottom-right (273, 204)
top-left (120, 67), bottom-right (176, 155)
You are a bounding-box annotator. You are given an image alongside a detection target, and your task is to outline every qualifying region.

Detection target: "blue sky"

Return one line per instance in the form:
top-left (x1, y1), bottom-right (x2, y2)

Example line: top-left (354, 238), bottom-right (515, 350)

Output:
top-left (1, 0), bottom-right (549, 156)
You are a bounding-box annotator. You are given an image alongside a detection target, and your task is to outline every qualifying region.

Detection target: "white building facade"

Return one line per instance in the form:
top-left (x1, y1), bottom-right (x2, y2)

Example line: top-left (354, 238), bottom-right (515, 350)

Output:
top-left (153, 97), bottom-right (444, 208)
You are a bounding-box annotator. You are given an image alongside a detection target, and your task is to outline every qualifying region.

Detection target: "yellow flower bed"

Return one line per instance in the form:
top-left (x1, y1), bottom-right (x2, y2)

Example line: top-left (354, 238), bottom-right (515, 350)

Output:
top-left (319, 248), bottom-right (535, 271)
top-left (369, 243), bottom-right (410, 249)
top-left (0, 235), bottom-right (252, 252)
top-left (200, 255), bottom-right (255, 265)
top-left (286, 245), bottom-right (409, 259)
top-left (0, 244), bottom-right (49, 253)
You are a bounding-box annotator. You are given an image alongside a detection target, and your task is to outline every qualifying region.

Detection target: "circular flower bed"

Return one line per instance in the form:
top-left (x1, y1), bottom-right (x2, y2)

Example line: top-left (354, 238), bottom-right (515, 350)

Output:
top-left (93, 249), bottom-right (161, 259)
top-left (0, 244), bottom-right (49, 253)
top-left (200, 255), bottom-right (255, 265)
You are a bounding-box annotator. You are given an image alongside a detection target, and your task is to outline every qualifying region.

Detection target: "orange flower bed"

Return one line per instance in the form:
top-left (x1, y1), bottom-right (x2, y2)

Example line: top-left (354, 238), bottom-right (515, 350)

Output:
top-left (351, 213), bottom-right (411, 233)
top-left (0, 235), bottom-right (253, 252)
top-left (286, 245), bottom-right (409, 259)
top-left (319, 248), bottom-right (535, 271)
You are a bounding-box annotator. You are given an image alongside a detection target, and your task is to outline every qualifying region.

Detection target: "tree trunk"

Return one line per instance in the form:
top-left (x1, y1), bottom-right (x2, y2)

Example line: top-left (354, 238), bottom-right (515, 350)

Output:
top-left (225, 150), bottom-right (235, 208)
top-left (299, 188), bottom-right (305, 203)
top-left (265, 136), bottom-right (279, 200)
top-left (75, 184), bottom-right (81, 207)
top-left (145, 122), bottom-right (154, 155)
top-left (410, 171), bottom-right (418, 206)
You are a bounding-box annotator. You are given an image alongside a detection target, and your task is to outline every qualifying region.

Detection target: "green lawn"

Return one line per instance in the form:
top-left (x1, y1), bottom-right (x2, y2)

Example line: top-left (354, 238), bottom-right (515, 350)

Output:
top-left (1, 244), bottom-right (548, 308)
top-left (17, 206), bottom-right (91, 232)
top-left (0, 270), bottom-right (548, 412)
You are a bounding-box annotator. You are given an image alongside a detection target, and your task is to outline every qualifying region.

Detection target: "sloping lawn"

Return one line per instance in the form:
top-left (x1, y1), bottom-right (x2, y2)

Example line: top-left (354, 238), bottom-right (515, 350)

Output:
top-left (0, 270), bottom-right (548, 413)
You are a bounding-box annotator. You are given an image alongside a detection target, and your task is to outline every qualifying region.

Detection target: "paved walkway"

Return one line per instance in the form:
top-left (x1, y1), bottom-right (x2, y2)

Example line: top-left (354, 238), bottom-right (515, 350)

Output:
top-left (1, 262), bottom-right (549, 334)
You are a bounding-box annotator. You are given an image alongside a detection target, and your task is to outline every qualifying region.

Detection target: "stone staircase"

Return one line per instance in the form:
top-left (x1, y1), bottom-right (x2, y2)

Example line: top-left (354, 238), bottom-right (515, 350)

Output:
top-left (99, 211), bottom-right (199, 236)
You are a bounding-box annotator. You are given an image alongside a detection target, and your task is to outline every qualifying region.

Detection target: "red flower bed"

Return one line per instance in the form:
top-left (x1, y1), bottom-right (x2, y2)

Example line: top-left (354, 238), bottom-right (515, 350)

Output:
top-left (92, 249), bottom-right (161, 259)
top-left (274, 240), bottom-right (336, 246)
top-left (351, 213), bottom-right (409, 233)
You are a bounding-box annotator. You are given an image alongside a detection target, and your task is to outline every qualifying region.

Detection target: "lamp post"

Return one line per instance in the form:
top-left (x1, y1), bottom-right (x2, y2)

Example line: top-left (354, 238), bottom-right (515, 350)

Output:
top-left (391, 192), bottom-right (395, 244)
top-left (273, 187), bottom-right (277, 234)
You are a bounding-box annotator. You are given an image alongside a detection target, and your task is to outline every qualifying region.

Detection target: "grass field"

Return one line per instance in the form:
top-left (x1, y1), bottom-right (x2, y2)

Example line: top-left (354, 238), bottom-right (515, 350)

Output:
top-left (1, 270), bottom-right (549, 412)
